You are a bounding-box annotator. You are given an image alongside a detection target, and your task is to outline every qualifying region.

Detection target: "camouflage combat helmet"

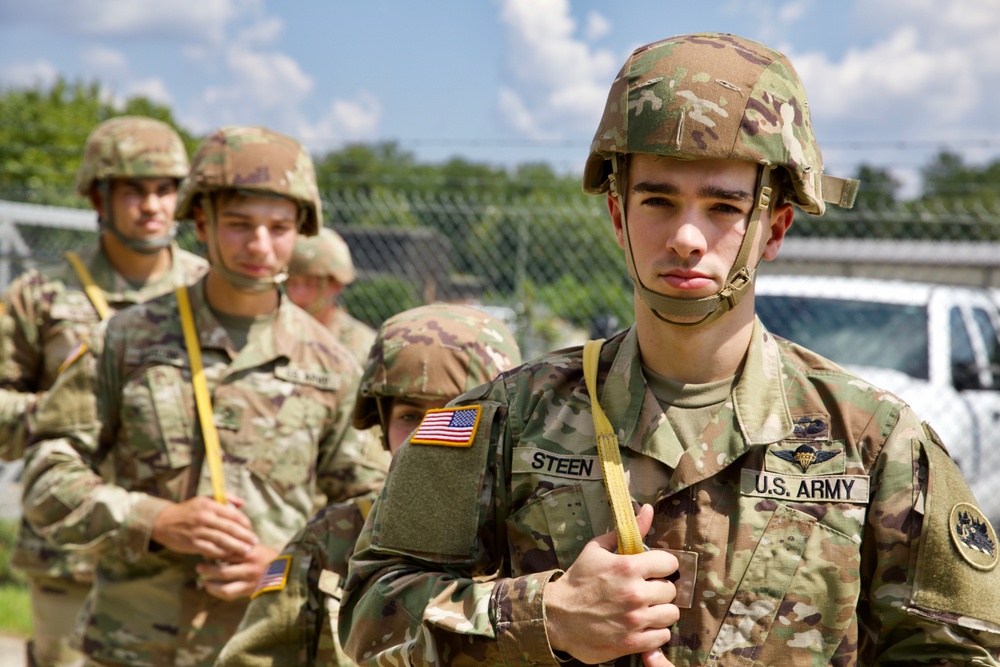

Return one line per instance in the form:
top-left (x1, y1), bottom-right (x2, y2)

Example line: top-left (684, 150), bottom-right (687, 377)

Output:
top-left (289, 228), bottom-right (357, 285)
top-left (75, 116), bottom-right (189, 196)
top-left (176, 126), bottom-right (322, 292)
top-left (176, 125), bottom-right (322, 236)
top-left (352, 304), bottom-right (522, 432)
top-left (584, 33), bottom-right (858, 327)
top-left (76, 116), bottom-right (190, 254)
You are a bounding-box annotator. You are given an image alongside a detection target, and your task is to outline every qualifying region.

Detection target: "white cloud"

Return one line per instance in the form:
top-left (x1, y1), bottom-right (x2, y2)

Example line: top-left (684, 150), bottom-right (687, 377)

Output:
top-left (300, 92), bottom-right (384, 152)
top-left (495, 0), bottom-right (618, 138)
top-left (584, 12), bottom-right (611, 41)
top-left (0, 0), bottom-right (261, 43)
top-left (82, 45), bottom-right (128, 75)
top-left (0, 59), bottom-right (59, 88)
top-left (237, 16), bottom-right (284, 46)
top-left (498, 87), bottom-right (550, 140)
top-left (126, 77), bottom-right (174, 106)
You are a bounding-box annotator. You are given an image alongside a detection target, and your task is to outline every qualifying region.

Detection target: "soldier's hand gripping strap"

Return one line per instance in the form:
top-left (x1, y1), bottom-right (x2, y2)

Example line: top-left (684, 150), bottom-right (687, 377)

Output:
top-left (65, 251), bottom-right (112, 321)
top-left (176, 285), bottom-right (228, 504)
top-left (583, 339), bottom-right (643, 555)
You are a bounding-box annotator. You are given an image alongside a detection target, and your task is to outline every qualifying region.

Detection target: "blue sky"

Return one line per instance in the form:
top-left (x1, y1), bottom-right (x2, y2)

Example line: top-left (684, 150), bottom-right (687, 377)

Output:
top-left (2, 0), bottom-right (999, 195)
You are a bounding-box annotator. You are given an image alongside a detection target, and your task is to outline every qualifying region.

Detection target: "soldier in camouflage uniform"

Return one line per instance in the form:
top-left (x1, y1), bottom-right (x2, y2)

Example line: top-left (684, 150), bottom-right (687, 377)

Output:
top-left (284, 228), bottom-right (375, 365)
top-left (341, 33), bottom-right (1000, 666)
top-left (0, 116), bottom-right (207, 667)
top-left (21, 125), bottom-right (389, 667)
top-left (214, 303), bottom-right (521, 667)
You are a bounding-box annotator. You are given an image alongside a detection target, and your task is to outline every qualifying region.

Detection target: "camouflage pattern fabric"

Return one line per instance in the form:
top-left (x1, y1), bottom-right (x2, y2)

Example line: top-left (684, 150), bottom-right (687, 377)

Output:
top-left (214, 498), bottom-right (371, 667)
top-left (582, 32), bottom-right (833, 215)
top-left (342, 320), bottom-right (1000, 666)
top-left (0, 242), bottom-right (206, 667)
top-left (216, 303), bottom-right (521, 667)
top-left (21, 277), bottom-right (389, 667)
top-left (75, 116), bottom-right (189, 196)
top-left (0, 242), bottom-right (207, 463)
top-left (288, 228), bottom-right (357, 286)
top-left (327, 309), bottom-right (375, 368)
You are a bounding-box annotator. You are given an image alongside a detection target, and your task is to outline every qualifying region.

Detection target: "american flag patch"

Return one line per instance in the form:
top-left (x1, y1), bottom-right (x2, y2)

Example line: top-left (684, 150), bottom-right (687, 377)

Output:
top-left (250, 555), bottom-right (291, 599)
top-left (410, 406), bottom-right (482, 447)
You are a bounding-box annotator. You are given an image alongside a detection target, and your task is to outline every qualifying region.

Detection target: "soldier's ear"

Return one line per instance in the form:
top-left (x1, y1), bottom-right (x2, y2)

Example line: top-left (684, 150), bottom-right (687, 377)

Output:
top-left (89, 186), bottom-right (106, 219)
top-left (193, 205), bottom-right (208, 243)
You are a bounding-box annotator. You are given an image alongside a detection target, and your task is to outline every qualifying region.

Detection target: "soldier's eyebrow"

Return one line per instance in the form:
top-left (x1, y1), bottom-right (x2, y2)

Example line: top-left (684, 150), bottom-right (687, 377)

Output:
top-left (632, 180), bottom-right (753, 202)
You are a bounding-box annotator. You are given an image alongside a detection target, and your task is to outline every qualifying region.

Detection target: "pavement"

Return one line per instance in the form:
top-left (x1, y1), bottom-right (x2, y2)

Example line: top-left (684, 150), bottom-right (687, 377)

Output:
top-left (0, 634), bottom-right (26, 666)
top-left (1, 460), bottom-right (27, 666)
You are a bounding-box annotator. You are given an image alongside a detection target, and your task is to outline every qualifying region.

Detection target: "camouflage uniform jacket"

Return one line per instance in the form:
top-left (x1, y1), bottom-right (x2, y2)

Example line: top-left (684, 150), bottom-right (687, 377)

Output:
top-left (0, 240), bottom-right (207, 461)
top-left (328, 309), bottom-right (375, 367)
top-left (2, 240), bottom-right (207, 581)
top-left (342, 321), bottom-right (1000, 666)
top-left (215, 495), bottom-right (375, 667)
top-left (22, 277), bottom-right (389, 667)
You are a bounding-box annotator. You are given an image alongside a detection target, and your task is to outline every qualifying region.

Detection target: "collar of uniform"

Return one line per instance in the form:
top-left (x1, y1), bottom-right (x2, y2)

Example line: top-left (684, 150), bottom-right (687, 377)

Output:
top-left (92, 240), bottom-right (187, 304)
top-left (598, 320), bottom-right (793, 470)
top-left (731, 317), bottom-right (794, 445)
top-left (185, 278), bottom-right (296, 374)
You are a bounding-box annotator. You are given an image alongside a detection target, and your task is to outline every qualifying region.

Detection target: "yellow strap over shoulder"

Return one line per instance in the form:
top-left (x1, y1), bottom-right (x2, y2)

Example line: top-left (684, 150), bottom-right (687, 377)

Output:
top-left (582, 339), bottom-right (643, 555)
top-left (65, 251), bottom-right (112, 321)
top-left (176, 286), bottom-right (227, 504)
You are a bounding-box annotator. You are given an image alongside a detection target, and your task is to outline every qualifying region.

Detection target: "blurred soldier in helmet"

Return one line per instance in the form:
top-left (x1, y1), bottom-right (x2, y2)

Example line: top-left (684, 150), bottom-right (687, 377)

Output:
top-left (342, 33), bottom-right (1000, 666)
top-left (21, 126), bottom-right (388, 667)
top-left (0, 116), bottom-right (207, 667)
top-left (285, 228), bottom-right (375, 365)
top-left (215, 303), bottom-right (521, 667)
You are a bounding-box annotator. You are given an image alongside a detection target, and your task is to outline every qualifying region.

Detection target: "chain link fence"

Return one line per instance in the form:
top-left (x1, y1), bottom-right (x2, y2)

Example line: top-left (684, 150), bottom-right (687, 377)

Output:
top-left (3, 191), bottom-right (1000, 520)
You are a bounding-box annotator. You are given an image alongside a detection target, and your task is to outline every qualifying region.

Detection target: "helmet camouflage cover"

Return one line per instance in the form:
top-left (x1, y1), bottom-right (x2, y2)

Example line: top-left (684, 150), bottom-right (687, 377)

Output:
top-left (75, 116), bottom-right (189, 196)
top-left (175, 125), bottom-right (322, 235)
top-left (583, 32), bottom-right (857, 214)
top-left (352, 304), bottom-right (522, 430)
top-left (288, 227), bottom-right (357, 285)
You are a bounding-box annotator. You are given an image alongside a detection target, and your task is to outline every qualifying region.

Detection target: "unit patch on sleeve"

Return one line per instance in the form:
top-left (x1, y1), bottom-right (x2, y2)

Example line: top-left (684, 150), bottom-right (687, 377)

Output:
top-left (950, 502), bottom-right (998, 571)
top-left (741, 468), bottom-right (869, 504)
top-left (410, 406), bottom-right (482, 447)
top-left (250, 555), bottom-right (292, 599)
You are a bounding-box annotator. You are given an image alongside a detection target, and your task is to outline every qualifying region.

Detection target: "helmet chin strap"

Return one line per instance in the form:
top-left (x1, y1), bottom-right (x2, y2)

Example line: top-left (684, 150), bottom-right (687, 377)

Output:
top-left (98, 181), bottom-right (175, 255)
top-left (610, 155), bottom-right (773, 328)
top-left (201, 197), bottom-right (288, 294)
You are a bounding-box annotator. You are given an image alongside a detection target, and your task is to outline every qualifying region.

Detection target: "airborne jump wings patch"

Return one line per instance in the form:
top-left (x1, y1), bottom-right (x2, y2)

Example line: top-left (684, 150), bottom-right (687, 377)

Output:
top-left (410, 406), bottom-right (481, 448)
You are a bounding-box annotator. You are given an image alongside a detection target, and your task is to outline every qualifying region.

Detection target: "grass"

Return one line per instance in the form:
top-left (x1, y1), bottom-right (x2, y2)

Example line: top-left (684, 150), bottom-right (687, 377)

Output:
top-left (0, 584), bottom-right (31, 636)
top-left (0, 518), bottom-right (31, 637)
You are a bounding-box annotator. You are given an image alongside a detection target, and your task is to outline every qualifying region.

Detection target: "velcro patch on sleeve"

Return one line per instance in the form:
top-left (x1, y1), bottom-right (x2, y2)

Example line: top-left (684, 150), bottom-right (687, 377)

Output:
top-left (250, 555), bottom-right (292, 599)
top-left (410, 406), bottom-right (482, 448)
top-left (912, 437), bottom-right (1000, 629)
top-left (374, 402), bottom-right (498, 558)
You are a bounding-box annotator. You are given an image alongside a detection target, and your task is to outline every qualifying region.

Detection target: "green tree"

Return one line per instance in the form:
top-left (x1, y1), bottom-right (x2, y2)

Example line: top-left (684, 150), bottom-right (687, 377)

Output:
top-left (0, 78), bottom-right (198, 206)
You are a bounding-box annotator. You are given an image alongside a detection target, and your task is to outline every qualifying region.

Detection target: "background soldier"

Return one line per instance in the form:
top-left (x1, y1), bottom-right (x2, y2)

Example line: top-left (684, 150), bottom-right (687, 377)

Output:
top-left (341, 33), bottom-right (1000, 666)
top-left (0, 116), bottom-right (207, 667)
top-left (21, 125), bottom-right (388, 667)
top-left (215, 303), bottom-right (521, 667)
top-left (284, 228), bottom-right (374, 365)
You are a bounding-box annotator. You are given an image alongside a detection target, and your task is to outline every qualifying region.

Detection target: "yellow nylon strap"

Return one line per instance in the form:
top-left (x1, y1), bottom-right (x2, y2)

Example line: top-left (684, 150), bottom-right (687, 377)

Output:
top-left (65, 251), bottom-right (112, 321)
top-left (176, 286), bottom-right (227, 504)
top-left (582, 340), bottom-right (644, 555)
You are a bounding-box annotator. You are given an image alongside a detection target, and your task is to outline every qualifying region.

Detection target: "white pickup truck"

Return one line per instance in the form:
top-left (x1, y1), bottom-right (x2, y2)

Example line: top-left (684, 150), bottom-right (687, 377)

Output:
top-left (756, 275), bottom-right (1000, 524)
